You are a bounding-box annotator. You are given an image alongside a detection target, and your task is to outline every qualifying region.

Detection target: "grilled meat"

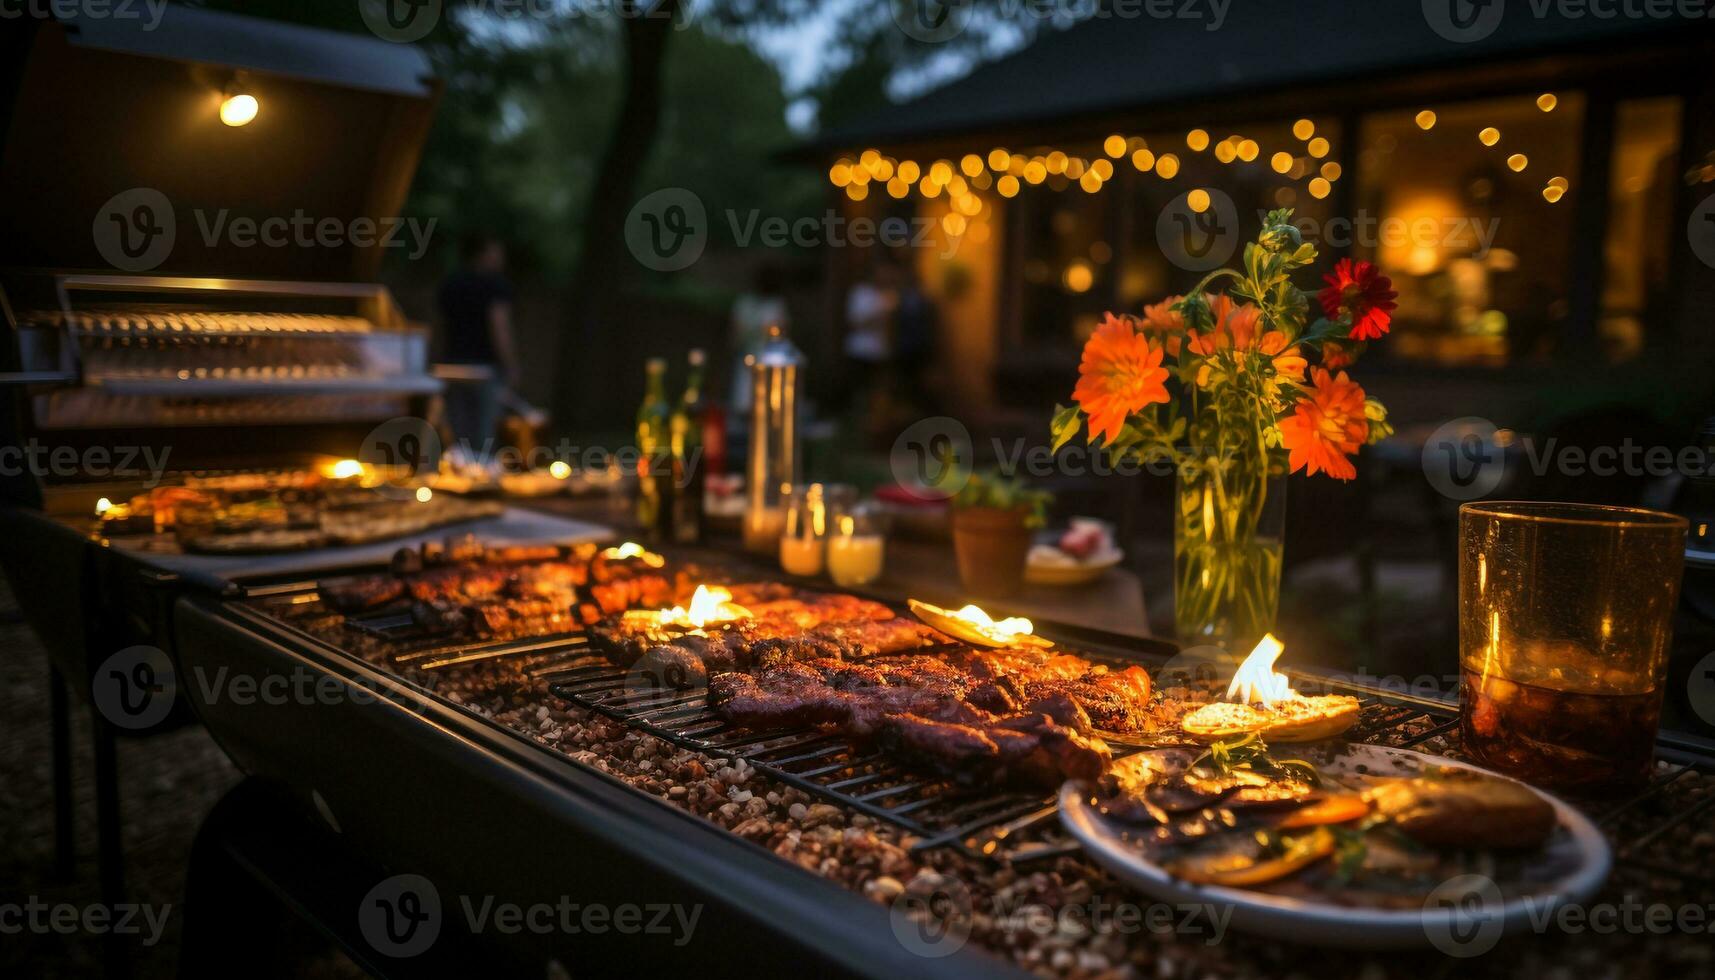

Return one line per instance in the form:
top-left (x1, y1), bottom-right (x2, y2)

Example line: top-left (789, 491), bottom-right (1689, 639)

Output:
top-left (321, 576), bottom-right (407, 612)
top-left (588, 593), bottom-right (899, 667)
top-left (709, 659), bottom-right (1112, 788)
top-left (627, 616), bottom-right (940, 691)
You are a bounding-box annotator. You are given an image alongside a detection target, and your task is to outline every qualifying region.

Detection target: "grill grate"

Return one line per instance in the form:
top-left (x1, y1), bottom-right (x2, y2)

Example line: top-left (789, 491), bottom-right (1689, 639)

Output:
top-left (542, 655), bottom-right (1109, 852)
top-left (241, 580), bottom-right (1715, 875)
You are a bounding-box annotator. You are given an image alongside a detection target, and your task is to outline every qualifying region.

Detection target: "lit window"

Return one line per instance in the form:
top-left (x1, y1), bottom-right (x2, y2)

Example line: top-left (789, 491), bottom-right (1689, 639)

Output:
top-left (1353, 95), bottom-right (1584, 366)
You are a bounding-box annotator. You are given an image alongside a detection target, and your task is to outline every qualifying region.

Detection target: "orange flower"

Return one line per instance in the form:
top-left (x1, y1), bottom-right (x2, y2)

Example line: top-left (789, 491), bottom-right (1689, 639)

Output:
top-left (1259, 331), bottom-right (1306, 381)
top-left (1278, 368), bottom-right (1368, 480)
top-left (1073, 313), bottom-right (1170, 445)
top-left (1139, 297), bottom-right (1185, 358)
top-left (1186, 294), bottom-right (1261, 357)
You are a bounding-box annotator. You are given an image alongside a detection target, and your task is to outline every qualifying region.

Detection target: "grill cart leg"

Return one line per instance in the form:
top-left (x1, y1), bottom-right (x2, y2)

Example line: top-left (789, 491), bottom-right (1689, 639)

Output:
top-left (91, 712), bottom-right (128, 980)
top-left (50, 663), bottom-right (74, 879)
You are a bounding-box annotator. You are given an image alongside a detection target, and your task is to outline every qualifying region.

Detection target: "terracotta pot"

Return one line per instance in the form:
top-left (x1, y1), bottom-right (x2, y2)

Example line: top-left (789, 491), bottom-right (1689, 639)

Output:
top-left (951, 506), bottom-right (1033, 598)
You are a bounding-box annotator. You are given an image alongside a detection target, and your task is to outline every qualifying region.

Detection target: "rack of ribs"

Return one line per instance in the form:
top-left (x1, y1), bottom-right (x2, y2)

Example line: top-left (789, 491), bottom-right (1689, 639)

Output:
top-left (588, 592), bottom-right (899, 666)
top-left (620, 615), bottom-right (940, 690)
top-left (708, 658), bottom-right (1112, 788)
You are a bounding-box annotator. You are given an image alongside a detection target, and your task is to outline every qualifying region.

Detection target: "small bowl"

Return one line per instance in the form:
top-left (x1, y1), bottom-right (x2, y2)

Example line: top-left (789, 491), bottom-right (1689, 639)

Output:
top-left (1024, 547), bottom-right (1124, 586)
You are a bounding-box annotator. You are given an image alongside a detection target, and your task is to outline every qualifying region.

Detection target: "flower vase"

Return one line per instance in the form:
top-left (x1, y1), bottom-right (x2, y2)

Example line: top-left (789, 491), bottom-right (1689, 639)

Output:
top-left (1173, 453), bottom-right (1286, 652)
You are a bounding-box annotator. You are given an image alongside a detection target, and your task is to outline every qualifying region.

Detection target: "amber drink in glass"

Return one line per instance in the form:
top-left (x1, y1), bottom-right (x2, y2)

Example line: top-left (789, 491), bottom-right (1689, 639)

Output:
top-left (1459, 502), bottom-right (1685, 792)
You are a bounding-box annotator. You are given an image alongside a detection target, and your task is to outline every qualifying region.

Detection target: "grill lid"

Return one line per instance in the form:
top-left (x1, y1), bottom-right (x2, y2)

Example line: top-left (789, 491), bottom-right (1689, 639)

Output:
top-left (0, 7), bottom-right (440, 282)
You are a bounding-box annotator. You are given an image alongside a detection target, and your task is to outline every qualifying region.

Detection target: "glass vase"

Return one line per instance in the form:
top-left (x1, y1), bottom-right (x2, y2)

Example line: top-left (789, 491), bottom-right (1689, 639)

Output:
top-left (1173, 452), bottom-right (1286, 652)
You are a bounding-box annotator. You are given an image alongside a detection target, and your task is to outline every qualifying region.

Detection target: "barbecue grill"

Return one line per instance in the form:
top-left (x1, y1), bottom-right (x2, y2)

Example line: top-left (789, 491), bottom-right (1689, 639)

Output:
top-left (0, 11), bottom-right (459, 957)
top-left (151, 550), bottom-right (1715, 973)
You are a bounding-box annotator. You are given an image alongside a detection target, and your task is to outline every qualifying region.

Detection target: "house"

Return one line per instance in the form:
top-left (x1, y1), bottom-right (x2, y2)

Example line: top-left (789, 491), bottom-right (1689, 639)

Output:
top-left (809, 2), bottom-right (1715, 436)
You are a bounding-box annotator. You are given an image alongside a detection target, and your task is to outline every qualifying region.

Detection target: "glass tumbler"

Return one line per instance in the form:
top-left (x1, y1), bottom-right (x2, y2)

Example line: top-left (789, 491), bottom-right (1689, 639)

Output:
top-left (1459, 501), bottom-right (1686, 792)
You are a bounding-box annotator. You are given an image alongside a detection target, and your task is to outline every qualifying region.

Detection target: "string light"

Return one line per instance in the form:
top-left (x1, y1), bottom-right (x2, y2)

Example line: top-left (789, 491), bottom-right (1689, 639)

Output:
top-left (829, 162), bottom-right (852, 187)
top-left (1046, 150), bottom-right (1069, 175)
top-left (1479, 127), bottom-right (1500, 146)
top-left (1187, 129), bottom-right (1210, 151)
top-left (1155, 153), bottom-right (1180, 179)
top-left (886, 177), bottom-right (909, 198)
top-left (1307, 137), bottom-right (1330, 158)
top-left (1131, 148), bottom-right (1155, 172)
top-left (1187, 189), bottom-right (1211, 213)
top-left (1308, 177), bottom-right (1331, 199)
top-left (929, 160), bottom-right (954, 184)
top-left (1270, 152), bottom-right (1293, 174)
top-left (1079, 170), bottom-right (1103, 193)
top-left (847, 182), bottom-right (868, 201)
top-left (988, 148), bottom-right (1010, 171)
top-left (1090, 159), bottom-right (1114, 180)
top-left (1320, 161), bottom-right (1342, 181)
top-left (1023, 160), bottom-right (1047, 184)
top-left (1537, 93), bottom-right (1558, 112)
top-left (1103, 134), bottom-right (1127, 158)
top-left (1237, 139), bottom-right (1260, 162)
top-left (998, 174), bottom-right (1021, 197)
top-left (1293, 119), bottom-right (1315, 140)
top-left (1214, 140), bottom-right (1237, 164)
top-left (1415, 110), bottom-right (1437, 130)
top-left (960, 154), bottom-right (984, 177)
top-left (1543, 184), bottom-right (1565, 203)
top-left (1507, 154), bottom-right (1528, 172)
top-left (897, 160), bottom-right (921, 183)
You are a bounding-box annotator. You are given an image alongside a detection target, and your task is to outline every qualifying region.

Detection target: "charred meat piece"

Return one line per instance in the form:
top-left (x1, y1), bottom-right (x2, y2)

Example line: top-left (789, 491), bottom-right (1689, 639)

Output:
top-left (625, 617), bottom-right (940, 688)
top-left (321, 576), bottom-right (407, 613)
top-left (709, 660), bottom-right (1112, 789)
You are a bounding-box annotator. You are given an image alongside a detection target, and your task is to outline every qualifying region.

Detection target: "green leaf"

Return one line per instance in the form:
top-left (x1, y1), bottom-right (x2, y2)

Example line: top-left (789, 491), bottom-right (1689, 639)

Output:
top-left (1050, 403), bottom-right (1082, 452)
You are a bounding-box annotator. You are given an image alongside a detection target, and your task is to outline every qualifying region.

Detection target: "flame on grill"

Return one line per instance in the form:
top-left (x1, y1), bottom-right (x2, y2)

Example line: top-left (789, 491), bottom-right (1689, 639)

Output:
top-left (1225, 633), bottom-right (1298, 707)
top-left (602, 542), bottom-right (667, 568)
top-left (951, 604), bottom-right (1037, 644)
top-left (628, 585), bottom-right (750, 630)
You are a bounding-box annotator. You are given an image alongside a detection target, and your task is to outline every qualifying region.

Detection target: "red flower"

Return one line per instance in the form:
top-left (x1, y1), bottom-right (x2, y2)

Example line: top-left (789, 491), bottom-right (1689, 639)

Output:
top-left (1319, 259), bottom-right (1397, 342)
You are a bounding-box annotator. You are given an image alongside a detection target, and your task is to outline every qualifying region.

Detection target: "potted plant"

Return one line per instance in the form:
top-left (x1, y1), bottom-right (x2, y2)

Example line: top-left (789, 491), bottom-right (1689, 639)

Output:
top-left (1051, 209), bottom-right (1396, 650)
top-left (950, 469), bottom-right (1052, 597)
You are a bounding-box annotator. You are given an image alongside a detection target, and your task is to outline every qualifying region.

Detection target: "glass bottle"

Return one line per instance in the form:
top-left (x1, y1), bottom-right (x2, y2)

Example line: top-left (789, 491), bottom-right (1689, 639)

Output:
top-left (635, 357), bottom-right (672, 537)
top-left (743, 324), bottom-right (802, 554)
top-left (669, 349), bottom-right (707, 544)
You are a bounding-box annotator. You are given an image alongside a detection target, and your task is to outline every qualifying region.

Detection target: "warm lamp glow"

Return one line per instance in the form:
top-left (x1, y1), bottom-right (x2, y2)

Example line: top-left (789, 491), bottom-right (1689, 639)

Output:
top-left (330, 459), bottom-right (365, 479)
top-left (220, 91), bottom-right (259, 127)
top-left (95, 497), bottom-right (113, 515)
top-left (1063, 261), bottom-right (1094, 293)
top-left (415, 486), bottom-right (433, 503)
top-left (548, 460), bottom-right (572, 479)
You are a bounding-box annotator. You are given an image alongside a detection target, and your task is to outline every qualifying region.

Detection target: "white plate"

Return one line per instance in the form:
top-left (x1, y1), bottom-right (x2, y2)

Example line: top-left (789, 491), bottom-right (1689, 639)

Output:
top-left (1059, 742), bottom-right (1611, 950)
top-left (1025, 548), bottom-right (1124, 586)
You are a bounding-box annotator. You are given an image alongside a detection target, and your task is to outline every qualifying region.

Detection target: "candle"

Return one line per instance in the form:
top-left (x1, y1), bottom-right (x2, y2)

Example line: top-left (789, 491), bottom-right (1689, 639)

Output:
top-left (827, 533), bottom-right (884, 586)
top-left (743, 505), bottom-right (786, 555)
top-left (780, 534), bottom-right (823, 577)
